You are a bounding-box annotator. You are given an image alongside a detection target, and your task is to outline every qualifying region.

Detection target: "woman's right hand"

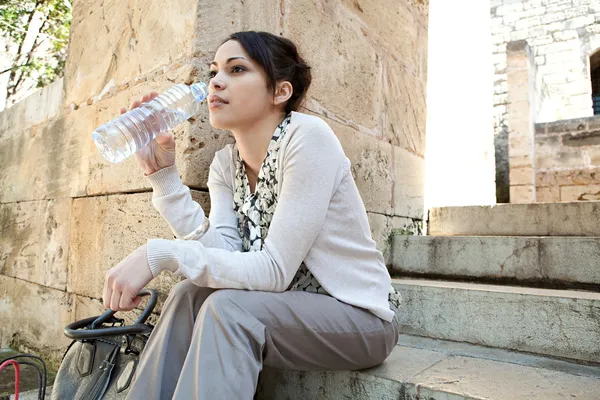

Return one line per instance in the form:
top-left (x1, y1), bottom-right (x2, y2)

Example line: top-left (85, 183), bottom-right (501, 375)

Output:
top-left (122, 91), bottom-right (176, 175)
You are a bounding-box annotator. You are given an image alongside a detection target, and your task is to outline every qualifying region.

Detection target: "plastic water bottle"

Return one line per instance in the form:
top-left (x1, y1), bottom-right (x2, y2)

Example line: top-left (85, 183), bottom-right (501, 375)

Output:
top-left (92, 82), bottom-right (209, 163)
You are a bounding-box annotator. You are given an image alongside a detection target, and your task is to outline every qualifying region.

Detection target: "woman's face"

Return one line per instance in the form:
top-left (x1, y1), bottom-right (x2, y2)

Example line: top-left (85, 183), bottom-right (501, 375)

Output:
top-left (208, 40), bottom-right (275, 131)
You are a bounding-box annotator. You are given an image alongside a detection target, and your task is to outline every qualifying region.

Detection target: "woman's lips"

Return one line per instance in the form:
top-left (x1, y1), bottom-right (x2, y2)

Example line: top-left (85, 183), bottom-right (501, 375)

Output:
top-left (208, 96), bottom-right (228, 110)
top-left (209, 100), bottom-right (227, 109)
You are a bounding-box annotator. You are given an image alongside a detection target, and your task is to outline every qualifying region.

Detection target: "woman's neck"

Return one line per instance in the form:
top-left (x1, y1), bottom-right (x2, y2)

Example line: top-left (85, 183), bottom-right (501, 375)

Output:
top-left (232, 110), bottom-right (287, 175)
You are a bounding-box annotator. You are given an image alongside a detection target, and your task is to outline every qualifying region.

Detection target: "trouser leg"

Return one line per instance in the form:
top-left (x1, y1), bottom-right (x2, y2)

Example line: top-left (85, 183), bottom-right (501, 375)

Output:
top-left (125, 280), bottom-right (216, 400)
top-left (172, 289), bottom-right (398, 400)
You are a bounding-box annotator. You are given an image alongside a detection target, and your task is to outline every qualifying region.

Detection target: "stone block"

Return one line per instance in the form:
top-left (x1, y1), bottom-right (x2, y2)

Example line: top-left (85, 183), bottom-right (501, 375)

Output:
top-left (192, 0), bottom-right (280, 58)
top-left (541, 11), bottom-right (565, 24)
top-left (536, 167), bottom-right (600, 187)
top-left (535, 134), bottom-right (560, 154)
top-left (64, 0), bottom-right (198, 105)
top-left (382, 55), bottom-right (427, 154)
top-left (552, 30), bottom-right (580, 41)
top-left (0, 275), bottom-right (74, 370)
top-left (536, 148), bottom-right (584, 169)
top-left (284, 0), bottom-right (379, 130)
top-left (67, 191), bottom-right (210, 303)
top-left (535, 186), bottom-right (559, 202)
top-left (510, 166), bottom-right (534, 185)
top-left (368, 213), bottom-right (421, 264)
top-left (0, 199), bottom-right (71, 291)
top-left (392, 146), bottom-right (425, 219)
top-left (496, 3), bottom-right (524, 16)
top-left (391, 236), bottom-right (542, 281)
top-left (510, 185), bottom-right (535, 203)
top-left (258, 337), bottom-right (600, 400)
top-left (560, 184), bottom-right (600, 201)
top-left (0, 106), bottom-right (94, 203)
top-left (540, 238), bottom-right (600, 285)
top-left (515, 17), bottom-right (541, 31)
top-left (393, 235), bottom-right (600, 286)
top-left (565, 15), bottom-right (595, 29)
top-left (394, 278), bottom-right (600, 362)
top-left (428, 202), bottom-right (600, 236)
top-left (0, 78), bottom-right (63, 141)
top-left (326, 118), bottom-right (393, 214)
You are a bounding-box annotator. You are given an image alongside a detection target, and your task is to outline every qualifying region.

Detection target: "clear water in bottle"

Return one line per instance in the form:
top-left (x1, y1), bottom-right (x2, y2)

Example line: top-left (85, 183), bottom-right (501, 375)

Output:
top-left (92, 82), bottom-right (209, 163)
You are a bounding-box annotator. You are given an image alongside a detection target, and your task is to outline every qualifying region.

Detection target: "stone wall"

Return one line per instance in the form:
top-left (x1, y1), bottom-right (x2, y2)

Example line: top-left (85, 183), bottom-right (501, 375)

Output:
top-left (0, 0), bottom-right (429, 368)
top-left (536, 115), bottom-right (600, 201)
top-left (491, 0), bottom-right (600, 202)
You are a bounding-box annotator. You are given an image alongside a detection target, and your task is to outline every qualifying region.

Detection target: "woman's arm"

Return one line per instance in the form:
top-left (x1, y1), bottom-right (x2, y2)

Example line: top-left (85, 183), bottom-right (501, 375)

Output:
top-left (148, 157), bottom-right (242, 252)
top-left (147, 120), bottom-right (346, 291)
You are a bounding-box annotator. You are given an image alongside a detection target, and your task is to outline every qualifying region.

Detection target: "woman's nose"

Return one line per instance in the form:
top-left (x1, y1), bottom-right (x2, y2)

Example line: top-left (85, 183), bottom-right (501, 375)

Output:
top-left (210, 75), bottom-right (225, 91)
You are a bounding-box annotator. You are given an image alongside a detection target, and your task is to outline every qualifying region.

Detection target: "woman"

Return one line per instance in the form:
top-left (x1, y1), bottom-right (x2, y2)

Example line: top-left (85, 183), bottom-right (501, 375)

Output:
top-left (103, 31), bottom-right (402, 399)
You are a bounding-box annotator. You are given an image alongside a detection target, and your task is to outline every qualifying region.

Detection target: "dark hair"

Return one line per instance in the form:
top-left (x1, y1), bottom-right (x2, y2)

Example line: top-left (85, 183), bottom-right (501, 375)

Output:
top-left (224, 31), bottom-right (312, 114)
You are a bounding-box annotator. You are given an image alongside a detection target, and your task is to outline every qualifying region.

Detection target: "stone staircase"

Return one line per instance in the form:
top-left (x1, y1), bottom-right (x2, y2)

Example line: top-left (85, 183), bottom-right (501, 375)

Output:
top-left (257, 201), bottom-right (600, 399)
top-left (11, 203), bottom-right (600, 399)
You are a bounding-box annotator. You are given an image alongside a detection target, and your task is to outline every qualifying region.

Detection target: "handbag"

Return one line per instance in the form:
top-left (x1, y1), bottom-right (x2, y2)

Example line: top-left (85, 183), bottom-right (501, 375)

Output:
top-left (51, 289), bottom-right (157, 400)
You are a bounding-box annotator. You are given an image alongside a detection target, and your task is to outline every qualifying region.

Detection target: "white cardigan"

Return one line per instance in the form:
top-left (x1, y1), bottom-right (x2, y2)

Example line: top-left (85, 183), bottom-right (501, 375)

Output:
top-left (146, 111), bottom-right (395, 322)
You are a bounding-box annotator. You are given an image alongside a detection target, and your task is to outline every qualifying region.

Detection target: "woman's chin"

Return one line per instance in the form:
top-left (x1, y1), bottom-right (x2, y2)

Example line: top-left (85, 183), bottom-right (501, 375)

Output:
top-left (208, 114), bottom-right (230, 131)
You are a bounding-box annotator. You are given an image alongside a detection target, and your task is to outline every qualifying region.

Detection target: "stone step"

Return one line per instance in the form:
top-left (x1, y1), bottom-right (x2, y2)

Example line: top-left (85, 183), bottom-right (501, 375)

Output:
top-left (392, 278), bottom-right (600, 363)
top-left (428, 201), bottom-right (600, 236)
top-left (257, 334), bottom-right (600, 400)
top-left (391, 235), bottom-right (600, 287)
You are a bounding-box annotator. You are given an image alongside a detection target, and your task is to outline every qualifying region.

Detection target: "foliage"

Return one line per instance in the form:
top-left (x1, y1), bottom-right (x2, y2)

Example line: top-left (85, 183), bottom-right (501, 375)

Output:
top-left (0, 0), bottom-right (72, 105)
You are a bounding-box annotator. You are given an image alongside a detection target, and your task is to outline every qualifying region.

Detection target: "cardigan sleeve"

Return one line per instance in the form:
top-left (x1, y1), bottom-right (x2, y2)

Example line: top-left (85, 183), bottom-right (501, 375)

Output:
top-left (146, 119), bottom-right (346, 291)
top-left (147, 156), bottom-right (242, 252)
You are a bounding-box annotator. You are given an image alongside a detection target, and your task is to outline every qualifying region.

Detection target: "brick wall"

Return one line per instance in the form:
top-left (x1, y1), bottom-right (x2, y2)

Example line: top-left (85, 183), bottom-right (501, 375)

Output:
top-left (535, 115), bottom-right (600, 201)
top-left (491, 0), bottom-right (600, 202)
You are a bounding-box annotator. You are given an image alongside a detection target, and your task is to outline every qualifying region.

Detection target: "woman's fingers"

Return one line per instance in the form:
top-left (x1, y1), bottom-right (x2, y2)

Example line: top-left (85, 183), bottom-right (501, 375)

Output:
top-left (109, 287), bottom-right (123, 312)
top-left (119, 107), bottom-right (127, 115)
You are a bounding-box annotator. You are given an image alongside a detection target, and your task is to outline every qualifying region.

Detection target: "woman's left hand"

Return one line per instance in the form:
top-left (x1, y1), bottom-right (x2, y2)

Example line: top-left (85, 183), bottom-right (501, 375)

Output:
top-left (103, 244), bottom-right (154, 311)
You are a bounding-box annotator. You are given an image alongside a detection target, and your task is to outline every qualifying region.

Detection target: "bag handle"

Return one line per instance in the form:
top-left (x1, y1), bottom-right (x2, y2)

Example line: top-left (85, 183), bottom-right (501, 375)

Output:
top-left (64, 289), bottom-right (157, 340)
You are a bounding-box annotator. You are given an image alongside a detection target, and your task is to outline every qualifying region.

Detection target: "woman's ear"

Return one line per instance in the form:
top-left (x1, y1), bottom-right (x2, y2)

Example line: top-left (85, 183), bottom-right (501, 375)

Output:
top-left (273, 81), bottom-right (293, 106)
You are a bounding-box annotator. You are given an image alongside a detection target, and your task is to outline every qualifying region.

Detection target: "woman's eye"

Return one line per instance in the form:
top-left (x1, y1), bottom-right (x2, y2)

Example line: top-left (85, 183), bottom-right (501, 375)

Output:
top-left (208, 70), bottom-right (217, 79)
top-left (232, 65), bottom-right (245, 73)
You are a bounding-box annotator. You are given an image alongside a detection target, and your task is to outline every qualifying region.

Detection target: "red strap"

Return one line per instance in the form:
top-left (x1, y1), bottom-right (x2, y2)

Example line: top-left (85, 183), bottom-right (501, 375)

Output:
top-left (0, 359), bottom-right (20, 399)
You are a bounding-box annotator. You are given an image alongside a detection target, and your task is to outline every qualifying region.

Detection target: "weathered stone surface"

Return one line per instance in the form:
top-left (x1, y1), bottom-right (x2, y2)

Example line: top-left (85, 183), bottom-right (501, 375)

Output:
top-left (393, 145), bottom-right (425, 218)
top-left (325, 117), bottom-right (394, 214)
top-left (560, 184), bottom-right (600, 201)
top-left (258, 334), bottom-right (600, 400)
top-left (0, 199), bottom-right (71, 290)
top-left (509, 166), bottom-right (534, 185)
top-left (368, 213), bottom-right (422, 265)
top-left (64, 0), bottom-right (198, 105)
top-left (510, 184), bottom-right (535, 203)
top-left (0, 106), bottom-right (94, 203)
top-left (392, 236), bottom-right (542, 282)
top-left (67, 191), bottom-right (210, 304)
top-left (536, 167), bottom-right (600, 187)
top-left (392, 235), bottom-right (600, 285)
top-left (411, 355), bottom-right (600, 400)
top-left (540, 237), bottom-right (600, 285)
top-left (0, 78), bottom-right (63, 141)
top-left (0, 275), bottom-right (74, 369)
top-left (193, 0), bottom-right (280, 56)
top-left (285, 1), bottom-right (379, 130)
top-left (536, 186), bottom-right (559, 202)
top-left (382, 54), bottom-right (427, 154)
top-left (394, 278), bottom-right (600, 362)
top-left (428, 202), bottom-right (600, 236)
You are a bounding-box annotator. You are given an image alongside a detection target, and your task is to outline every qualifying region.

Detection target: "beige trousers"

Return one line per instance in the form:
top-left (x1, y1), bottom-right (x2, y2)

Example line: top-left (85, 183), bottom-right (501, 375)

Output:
top-left (126, 280), bottom-right (399, 400)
